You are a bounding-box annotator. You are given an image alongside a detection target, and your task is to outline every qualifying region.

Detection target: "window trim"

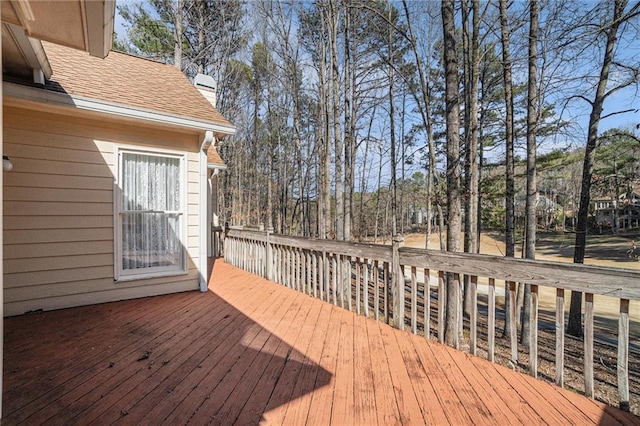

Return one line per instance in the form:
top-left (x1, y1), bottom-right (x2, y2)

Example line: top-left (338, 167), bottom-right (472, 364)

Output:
top-left (114, 145), bottom-right (188, 282)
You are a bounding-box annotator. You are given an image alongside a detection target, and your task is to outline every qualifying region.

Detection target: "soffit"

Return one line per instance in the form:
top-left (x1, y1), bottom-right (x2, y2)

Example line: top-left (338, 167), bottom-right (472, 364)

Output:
top-left (0, 0), bottom-right (114, 58)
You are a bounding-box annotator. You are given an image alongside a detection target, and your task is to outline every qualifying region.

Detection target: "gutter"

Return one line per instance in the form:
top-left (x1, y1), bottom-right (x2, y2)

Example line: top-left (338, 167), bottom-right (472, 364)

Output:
top-left (199, 131), bottom-right (214, 292)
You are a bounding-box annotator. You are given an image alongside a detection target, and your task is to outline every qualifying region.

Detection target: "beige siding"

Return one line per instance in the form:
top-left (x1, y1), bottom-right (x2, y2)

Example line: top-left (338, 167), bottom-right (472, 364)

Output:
top-left (3, 106), bottom-right (205, 316)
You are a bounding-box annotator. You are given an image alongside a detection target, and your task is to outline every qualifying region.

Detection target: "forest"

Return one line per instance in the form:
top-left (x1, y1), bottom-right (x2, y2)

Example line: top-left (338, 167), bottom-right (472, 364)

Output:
top-left (115, 0), bottom-right (640, 340)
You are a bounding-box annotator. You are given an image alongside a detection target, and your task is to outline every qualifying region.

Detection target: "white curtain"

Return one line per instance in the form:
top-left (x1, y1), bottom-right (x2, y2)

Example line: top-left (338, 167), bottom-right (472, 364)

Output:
top-left (121, 152), bottom-right (182, 271)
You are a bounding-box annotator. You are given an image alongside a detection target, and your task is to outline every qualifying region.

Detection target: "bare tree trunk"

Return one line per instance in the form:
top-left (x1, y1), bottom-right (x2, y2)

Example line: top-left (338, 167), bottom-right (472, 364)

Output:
top-left (374, 145), bottom-right (384, 243)
top-left (442, 0), bottom-right (462, 348)
top-left (400, 0), bottom-right (437, 249)
top-left (463, 0), bottom-right (481, 317)
top-left (173, 0), bottom-right (183, 69)
top-left (318, 9), bottom-right (331, 239)
top-left (437, 203), bottom-right (446, 250)
top-left (521, 0), bottom-right (539, 347)
top-left (569, 0), bottom-right (628, 337)
top-left (359, 111), bottom-right (376, 241)
top-left (344, 3), bottom-right (355, 241)
top-left (388, 4), bottom-right (398, 238)
top-left (197, 0), bottom-right (205, 74)
top-left (499, 0), bottom-right (516, 338)
top-left (327, 0), bottom-right (344, 241)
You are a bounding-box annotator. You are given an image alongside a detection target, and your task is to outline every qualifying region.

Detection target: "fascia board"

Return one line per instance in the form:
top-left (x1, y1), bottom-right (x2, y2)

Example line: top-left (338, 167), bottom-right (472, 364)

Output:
top-left (84, 0), bottom-right (116, 58)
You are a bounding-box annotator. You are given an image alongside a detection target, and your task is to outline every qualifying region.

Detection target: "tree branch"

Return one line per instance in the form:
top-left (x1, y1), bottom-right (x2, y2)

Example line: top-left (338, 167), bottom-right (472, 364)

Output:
top-left (601, 108), bottom-right (637, 121)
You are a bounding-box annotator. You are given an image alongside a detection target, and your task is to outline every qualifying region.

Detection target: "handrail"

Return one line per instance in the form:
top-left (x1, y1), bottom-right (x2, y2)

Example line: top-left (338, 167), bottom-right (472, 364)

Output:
top-left (400, 246), bottom-right (640, 299)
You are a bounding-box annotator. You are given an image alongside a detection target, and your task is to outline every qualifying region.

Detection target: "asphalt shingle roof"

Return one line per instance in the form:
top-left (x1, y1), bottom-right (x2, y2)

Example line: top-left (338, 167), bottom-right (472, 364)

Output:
top-left (42, 41), bottom-right (233, 129)
top-left (207, 145), bottom-right (225, 167)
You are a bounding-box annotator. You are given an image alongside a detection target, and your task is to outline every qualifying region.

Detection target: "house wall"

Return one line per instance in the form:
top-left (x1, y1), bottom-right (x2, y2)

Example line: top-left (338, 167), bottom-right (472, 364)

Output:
top-left (3, 106), bottom-right (203, 316)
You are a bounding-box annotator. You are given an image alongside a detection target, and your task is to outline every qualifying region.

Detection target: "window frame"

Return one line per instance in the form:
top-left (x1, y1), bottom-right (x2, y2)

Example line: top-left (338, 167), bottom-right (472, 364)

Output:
top-left (114, 145), bottom-right (188, 282)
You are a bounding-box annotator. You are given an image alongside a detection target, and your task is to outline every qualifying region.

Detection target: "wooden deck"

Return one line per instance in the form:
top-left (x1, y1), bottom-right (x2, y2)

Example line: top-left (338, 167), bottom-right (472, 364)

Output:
top-left (3, 260), bottom-right (639, 425)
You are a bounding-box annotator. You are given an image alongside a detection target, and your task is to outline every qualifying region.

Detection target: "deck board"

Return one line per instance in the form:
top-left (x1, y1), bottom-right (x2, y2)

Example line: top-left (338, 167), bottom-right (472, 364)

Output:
top-left (3, 260), bottom-right (639, 425)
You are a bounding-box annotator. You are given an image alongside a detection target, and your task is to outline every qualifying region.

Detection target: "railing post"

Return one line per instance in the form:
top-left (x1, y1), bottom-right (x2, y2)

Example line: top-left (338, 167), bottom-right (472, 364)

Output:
top-left (265, 227), bottom-right (273, 281)
top-left (392, 235), bottom-right (405, 330)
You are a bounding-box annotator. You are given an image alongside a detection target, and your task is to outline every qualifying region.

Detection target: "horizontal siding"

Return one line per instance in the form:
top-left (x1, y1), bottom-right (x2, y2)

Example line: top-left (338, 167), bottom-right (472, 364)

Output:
top-left (5, 142), bottom-right (108, 165)
top-left (4, 173), bottom-right (113, 190)
top-left (4, 127), bottom-right (113, 153)
top-left (4, 228), bottom-right (113, 245)
top-left (5, 266), bottom-right (115, 288)
top-left (4, 201), bottom-right (111, 216)
top-left (3, 106), bottom-right (204, 315)
top-left (7, 158), bottom-right (114, 177)
top-left (5, 270), bottom-right (200, 302)
top-left (4, 280), bottom-right (199, 317)
top-left (4, 186), bottom-right (112, 203)
top-left (5, 241), bottom-right (113, 260)
top-left (4, 108), bottom-right (201, 150)
top-left (5, 254), bottom-right (114, 274)
top-left (4, 215), bottom-right (112, 230)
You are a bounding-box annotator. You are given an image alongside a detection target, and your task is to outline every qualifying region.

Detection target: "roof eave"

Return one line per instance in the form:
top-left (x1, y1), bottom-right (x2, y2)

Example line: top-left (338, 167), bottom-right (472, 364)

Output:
top-left (3, 81), bottom-right (237, 137)
top-left (208, 163), bottom-right (228, 170)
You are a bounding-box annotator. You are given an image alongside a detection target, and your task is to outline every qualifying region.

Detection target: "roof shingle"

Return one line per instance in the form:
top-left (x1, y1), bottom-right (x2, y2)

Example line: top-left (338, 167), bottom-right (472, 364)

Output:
top-left (41, 41), bottom-right (233, 129)
top-left (207, 145), bottom-right (225, 167)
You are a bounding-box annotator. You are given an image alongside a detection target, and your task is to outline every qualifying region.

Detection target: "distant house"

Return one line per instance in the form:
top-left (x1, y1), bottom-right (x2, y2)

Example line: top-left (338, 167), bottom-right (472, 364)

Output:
top-left (593, 190), bottom-right (640, 231)
top-left (2, 7), bottom-right (235, 316)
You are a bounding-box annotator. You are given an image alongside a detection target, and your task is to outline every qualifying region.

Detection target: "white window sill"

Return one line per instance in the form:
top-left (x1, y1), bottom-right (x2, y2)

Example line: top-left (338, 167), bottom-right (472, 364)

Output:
top-left (115, 269), bottom-right (188, 283)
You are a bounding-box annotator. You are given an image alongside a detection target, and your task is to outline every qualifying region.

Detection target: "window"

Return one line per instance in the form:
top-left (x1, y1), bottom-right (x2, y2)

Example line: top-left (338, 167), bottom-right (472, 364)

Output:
top-left (115, 149), bottom-right (186, 280)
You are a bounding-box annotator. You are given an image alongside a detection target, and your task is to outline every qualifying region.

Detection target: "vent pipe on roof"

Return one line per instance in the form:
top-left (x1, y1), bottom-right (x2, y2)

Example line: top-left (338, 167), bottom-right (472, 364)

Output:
top-left (194, 74), bottom-right (217, 108)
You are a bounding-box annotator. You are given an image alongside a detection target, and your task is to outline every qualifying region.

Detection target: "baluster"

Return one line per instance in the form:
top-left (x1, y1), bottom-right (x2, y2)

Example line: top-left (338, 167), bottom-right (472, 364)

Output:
top-left (452, 273), bottom-right (460, 350)
top-left (356, 258), bottom-right (361, 315)
top-left (384, 262), bottom-right (390, 325)
top-left (313, 252), bottom-right (318, 298)
top-left (411, 266), bottom-right (417, 334)
top-left (556, 288), bottom-right (565, 387)
top-left (424, 268), bottom-right (430, 340)
top-left (470, 275), bottom-right (478, 355)
top-left (324, 252), bottom-right (330, 302)
top-left (331, 254), bottom-right (338, 306)
top-left (308, 250), bottom-right (312, 295)
top-left (374, 260), bottom-right (380, 321)
top-left (509, 281), bottom-right (517, 364)
top-left (618, 298), bottom-right (630, 411)
top-left (584, 292), bottom-right (594, 398)
top-left (438, 271), bottom-right (445, 344)
top-left (347, 256), bottom-right (353, 311)
top-left (488, 278), bottom-right (495, 362)
top-left (530, 284), bottom-right (539, 378)
top-left (363, 259), bottom-right (369, 318)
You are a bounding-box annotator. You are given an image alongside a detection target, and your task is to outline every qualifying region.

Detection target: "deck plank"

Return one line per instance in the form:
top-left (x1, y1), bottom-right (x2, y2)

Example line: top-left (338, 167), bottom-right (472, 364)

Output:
top-left (393, 331), bottom-right (449, 425)
top-left (257, 296), bottom-right (325, 424)
top-left (278, 302), bottom-right (335, 426)
top-left (378, 322), bottom-right (425, 424)
top-left (365, 319), bottom-right (402, 424)
top-left (67, 277), bottom-right (273, 424)
top-left (305, 302), bottom-right (343, 426)
top-left (352, 313), bottom-right (379, 426)
top-left (408, 330), bottom-right (474, 424)
top-left (330, 307), bottom-right (356, 425)
top-left (3, 292), bottom-right (208, 424)
top-left (157, 282), bottom-right (301, 423)
top-left (2, 260), bottom-right (638, 425)
top-left (425, 335), bottom-right (525, 425)
top-left (205, 291), bottom-right (313, 424)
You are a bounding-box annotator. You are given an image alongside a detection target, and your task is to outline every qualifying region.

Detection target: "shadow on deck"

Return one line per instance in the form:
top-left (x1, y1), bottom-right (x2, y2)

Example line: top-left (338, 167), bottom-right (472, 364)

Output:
top-left (2, 260), bottom-right (639, 425)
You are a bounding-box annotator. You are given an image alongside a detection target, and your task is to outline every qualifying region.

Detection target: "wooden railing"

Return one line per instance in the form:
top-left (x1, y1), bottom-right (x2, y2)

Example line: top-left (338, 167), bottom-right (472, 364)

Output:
top-left (224, 227), bottom-right (640, 412)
